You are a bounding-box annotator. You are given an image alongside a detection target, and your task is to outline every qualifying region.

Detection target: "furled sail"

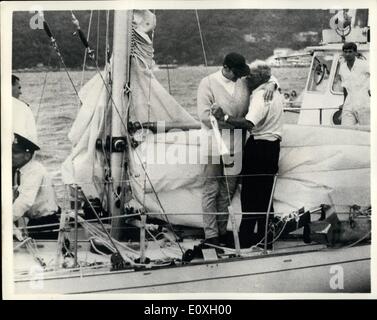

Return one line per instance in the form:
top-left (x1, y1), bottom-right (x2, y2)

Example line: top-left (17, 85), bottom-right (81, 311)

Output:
top-left (62, 10), bottom-right (370, 231)
top-left (128, 125), bottom-right (370, 228)
top-left (61, 10), bottom-right (199, 200)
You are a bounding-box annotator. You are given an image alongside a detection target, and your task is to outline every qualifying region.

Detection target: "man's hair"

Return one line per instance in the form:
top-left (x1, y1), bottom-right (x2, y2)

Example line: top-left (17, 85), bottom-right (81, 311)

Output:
top-left (249, 60), bottom-right (271, 77)
top-left (12, 74), bottom-right (20, 85)
top-left (342, 42), bottom-right (357, 52)
top-left (223, 52), bottom-right (250, 77)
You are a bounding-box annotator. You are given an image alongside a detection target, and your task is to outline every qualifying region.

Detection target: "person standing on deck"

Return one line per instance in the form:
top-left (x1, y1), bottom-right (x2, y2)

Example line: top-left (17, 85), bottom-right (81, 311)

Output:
top-left (197, 53), bottom-right (277, 247)
top-left (239, 61), bottom-right (283, 248)
top-left (339, 42), bottom-right (370, 126)
top-left (212, 60), bottom-right (284, 248)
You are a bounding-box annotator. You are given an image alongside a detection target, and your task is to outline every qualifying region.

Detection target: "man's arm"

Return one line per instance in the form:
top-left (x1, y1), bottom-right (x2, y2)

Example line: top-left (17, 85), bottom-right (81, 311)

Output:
top-left (221, 115), bottom-right (253, 130)
top-left (361, 60), bottom-right (371, 96)
top-left (343, 87), bottom-right (348, 106)
top-left (197, 77), bottom-right (216, 128)
top-left (263, 75), bottom-right (279, 101)
top-left (13, 165), bottom-right (43, 222)
top-left (269, 74), bottom-right (279, 88)
top-left (338, 63), bottom-right (347, 107)
top-left (197, 78), bottom-right (235, 129)
top-left (245, 91), bottom-right (268, 128)
top-left (211, 105), bottom-right (253, 130)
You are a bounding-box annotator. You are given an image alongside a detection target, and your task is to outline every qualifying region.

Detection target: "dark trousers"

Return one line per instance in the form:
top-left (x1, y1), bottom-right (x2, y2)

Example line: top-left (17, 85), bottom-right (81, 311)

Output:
top-left (239, 137), bottom-right (280, 248)
top-left (27, 208), bottom-right (61, 240)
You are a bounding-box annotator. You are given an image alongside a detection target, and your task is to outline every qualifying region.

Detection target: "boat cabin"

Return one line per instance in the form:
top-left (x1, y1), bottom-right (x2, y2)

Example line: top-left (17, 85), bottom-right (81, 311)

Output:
top-left (297, 12), bottom-right (370, 126)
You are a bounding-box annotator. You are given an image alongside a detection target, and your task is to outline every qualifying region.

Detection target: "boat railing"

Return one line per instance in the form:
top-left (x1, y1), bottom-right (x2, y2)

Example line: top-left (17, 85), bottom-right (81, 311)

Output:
top-left (283, 106), bottom-right (341, 125)
top-left (129, 105), bottom-right (342, 132)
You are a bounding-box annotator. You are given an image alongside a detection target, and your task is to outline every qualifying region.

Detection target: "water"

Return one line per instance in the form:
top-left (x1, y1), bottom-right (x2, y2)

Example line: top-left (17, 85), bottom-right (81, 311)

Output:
top-left (14, 66), bottom-right (308, 204)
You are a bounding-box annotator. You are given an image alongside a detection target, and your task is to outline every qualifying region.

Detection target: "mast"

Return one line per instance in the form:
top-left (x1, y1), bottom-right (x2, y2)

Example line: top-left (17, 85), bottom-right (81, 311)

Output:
top-left (110, 10), bottom-right (133, 239)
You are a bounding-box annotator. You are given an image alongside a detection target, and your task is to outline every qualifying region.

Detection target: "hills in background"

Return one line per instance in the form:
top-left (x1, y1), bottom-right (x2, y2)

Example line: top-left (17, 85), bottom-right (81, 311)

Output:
top-left (12, 9), bottom-right (336, 69)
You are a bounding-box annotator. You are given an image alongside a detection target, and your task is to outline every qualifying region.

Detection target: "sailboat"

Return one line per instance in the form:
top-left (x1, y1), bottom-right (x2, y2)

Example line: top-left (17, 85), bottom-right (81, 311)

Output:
top-left (12, 9), bottom-right (371, 294)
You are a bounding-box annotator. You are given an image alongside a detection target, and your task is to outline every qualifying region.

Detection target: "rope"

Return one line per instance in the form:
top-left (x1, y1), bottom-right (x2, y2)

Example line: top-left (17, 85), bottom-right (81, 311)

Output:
top-left (96, 10), bottom-right (100, 65)
top-left (105, 10), bottom-right (110, 66)
top-left (342, 231), bottom-right (371, 249)
top-left (195, 10), bottom-right (210, 75)
top-left (15, 211), bottom-right (303, 233)
top-left (59, 57), bottom-right (81, 106)
top-left (121, 21), bottom-right (185, 256)
top-left (166, 61), bottom-right (172, 94)
top-left (13, 237), bottom-right (32, 250)
top-left (16, 211), bottom-right (142, 231)
top-left (45, 166), bottom-right (371, 190)
top-left (77, 214), bottom-right (158, 267)
top-left (17, 237), bottom-right (47, 268)
top-left (35, 51), bottom-right (52, 124)
top-left (80, 190), bottom-right (131, 265)
top-left (126, 125), bottom-right (185, 255)
top-left (145, 229), bottom-right (173, 259)
top-left (42, 14), bottom-right (82, 105)
top-left (142, 19), bottom-right (155, 213)
top-left (80, 10), bottom-right (93, 90)
top-left (77, 216), bottom-right (139, 256)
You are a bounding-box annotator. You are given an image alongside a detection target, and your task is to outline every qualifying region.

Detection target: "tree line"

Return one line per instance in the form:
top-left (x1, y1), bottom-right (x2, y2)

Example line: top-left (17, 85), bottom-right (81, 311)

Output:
top-left (12, 9), bottom-right (334, 69)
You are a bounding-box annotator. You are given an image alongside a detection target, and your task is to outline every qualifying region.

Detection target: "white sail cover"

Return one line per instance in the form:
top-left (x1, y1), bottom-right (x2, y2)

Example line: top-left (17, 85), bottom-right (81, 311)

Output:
top-left (62, 10), bottom-right (370, 229)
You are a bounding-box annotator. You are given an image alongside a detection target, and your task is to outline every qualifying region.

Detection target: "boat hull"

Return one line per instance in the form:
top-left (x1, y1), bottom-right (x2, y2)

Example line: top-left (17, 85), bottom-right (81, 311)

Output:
top-left (14, 244), bottom-right (370, 294)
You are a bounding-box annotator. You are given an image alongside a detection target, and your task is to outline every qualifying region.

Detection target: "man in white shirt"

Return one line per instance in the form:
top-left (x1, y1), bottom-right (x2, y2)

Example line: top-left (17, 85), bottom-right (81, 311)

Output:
top-left (338, 42), bottom-right (370, 126)
top-left (240, 60), bottom-right (283, 248)
top-left (13, 132), bottom-right (60, 240)
top-left (213, 60), bottom-right (283, 248)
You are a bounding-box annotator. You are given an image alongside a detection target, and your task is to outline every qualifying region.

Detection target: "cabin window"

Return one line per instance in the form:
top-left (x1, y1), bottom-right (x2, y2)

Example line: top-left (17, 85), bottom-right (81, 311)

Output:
top-left (307, 54), bottom-right (333, 92)
top-left (331, 61), bottom-right (344, 93)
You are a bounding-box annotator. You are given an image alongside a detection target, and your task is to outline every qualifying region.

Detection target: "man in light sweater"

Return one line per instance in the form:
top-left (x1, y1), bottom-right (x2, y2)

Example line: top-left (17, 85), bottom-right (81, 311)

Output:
top-left (197, 53), bottom-right (276, 247)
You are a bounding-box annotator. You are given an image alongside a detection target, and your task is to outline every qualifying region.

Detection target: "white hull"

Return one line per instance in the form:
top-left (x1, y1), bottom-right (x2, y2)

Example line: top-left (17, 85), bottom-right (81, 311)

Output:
top-left (14, 244), bottom-right (370, 294)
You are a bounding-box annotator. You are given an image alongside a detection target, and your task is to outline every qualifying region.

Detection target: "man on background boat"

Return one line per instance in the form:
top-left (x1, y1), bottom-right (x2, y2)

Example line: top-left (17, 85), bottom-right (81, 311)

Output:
top-left (197, 52), bottom-right (277, 247)
top-left (12, 74), bottom-right (22, 99)
top-left (338, 42), bottom-right (370, 126)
